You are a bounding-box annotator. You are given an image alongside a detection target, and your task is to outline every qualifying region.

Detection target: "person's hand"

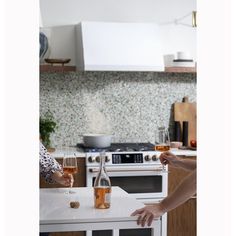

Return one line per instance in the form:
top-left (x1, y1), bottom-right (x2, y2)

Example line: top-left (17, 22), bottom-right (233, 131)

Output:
top-left (131, 203), bottom-right (166, 227)
top-left (159, 151), bottom-right (181, 168)
top-left (52, 171), bottom-right (74, 187)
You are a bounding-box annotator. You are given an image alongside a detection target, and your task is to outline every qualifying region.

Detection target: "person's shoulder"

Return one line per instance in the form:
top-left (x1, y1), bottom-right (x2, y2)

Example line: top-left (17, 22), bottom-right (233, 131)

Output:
top-left (39, 141), bottom-right (47, 153)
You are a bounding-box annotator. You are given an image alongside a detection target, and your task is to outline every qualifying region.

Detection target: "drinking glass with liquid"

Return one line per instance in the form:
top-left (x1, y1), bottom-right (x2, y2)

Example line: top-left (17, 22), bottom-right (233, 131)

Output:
top-left (155, 127), bottom-right (170, 151)
top-left (62, 149), bottom-right (78, 194)
top-left (155, 127), bottom-right (170, 171)
top-left (94, 151), bottom-right (111, 209)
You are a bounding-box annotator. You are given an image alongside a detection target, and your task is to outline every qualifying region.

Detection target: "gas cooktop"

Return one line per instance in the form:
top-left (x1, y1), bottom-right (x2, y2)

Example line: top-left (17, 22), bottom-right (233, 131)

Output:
top-left (77, 142), bottom-right (155, 153)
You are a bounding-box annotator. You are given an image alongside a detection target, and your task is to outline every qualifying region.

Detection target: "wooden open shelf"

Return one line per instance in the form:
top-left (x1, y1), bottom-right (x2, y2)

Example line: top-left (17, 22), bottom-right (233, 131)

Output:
top-left (40, 65), bottom-right (196, 73)
top-left (40, 64), bottom-right (76, 73)
top-left (165, 67), bottom-right (196, 73)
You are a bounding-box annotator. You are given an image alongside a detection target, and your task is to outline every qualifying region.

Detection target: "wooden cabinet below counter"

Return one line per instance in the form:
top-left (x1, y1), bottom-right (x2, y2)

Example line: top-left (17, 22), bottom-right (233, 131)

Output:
top-left (167, 156), bottom-right (196, 236)
top-left (40, 157), bottom-right (86, 188)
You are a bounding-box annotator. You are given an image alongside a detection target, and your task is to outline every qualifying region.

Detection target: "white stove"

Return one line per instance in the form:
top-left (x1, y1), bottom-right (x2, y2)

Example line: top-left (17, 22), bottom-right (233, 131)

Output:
top-left (80, 143), bottom-right (167, 236)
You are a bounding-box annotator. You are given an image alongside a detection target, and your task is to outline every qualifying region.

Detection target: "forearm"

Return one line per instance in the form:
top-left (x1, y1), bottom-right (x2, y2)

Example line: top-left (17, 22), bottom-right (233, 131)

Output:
top-left (176, 158), bottom-right (196, 171)
top-left (51, 171), bottom-right (63, 183)
top-left (160, 169), bottom-right (196, 212)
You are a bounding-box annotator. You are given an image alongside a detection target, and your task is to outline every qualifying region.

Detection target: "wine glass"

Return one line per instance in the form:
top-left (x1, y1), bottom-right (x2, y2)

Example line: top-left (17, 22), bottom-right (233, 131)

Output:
top-left (155, 127), bottom-right (170, 171)
top-left (62, 150), bottom-right (78, 194)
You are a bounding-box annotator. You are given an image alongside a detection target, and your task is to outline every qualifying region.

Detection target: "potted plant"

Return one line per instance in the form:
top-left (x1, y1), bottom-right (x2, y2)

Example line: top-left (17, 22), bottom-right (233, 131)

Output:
top-left (40, 111), bottom-right (57, 151)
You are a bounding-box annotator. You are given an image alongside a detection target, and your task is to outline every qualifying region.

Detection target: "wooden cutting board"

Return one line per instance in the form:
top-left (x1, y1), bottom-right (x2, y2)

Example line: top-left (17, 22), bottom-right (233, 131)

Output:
top-left (174, 97), bottom-right (197, 146)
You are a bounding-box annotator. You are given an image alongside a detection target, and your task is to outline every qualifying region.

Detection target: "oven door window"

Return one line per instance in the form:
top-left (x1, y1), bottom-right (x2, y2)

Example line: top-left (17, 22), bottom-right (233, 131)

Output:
top-left (93, 175), bottom-right (162, 193)
top-left (92, 228), bottom-right (151, 236)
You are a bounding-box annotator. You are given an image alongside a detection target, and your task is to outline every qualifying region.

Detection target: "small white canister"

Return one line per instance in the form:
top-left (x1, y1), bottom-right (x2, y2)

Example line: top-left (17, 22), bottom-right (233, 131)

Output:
top-left (177, 51), bottom-right (191, 60)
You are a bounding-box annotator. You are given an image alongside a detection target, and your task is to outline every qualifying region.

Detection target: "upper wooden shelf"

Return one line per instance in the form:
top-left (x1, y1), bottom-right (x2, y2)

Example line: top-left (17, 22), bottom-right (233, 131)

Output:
top-left (40, 65), bottom-right (196, 73)
top-left (165, 67), bottom-right (196, 73)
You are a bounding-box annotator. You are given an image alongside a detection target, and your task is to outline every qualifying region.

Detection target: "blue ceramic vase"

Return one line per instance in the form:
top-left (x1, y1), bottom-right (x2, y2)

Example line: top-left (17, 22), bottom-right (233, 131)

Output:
top-left (40, 32), bottom-right (48, 60)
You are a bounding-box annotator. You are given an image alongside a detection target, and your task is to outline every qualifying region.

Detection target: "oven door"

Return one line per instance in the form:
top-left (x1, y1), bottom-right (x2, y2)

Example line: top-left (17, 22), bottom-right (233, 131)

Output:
top-left (87, 165), bottom-right (168, 201)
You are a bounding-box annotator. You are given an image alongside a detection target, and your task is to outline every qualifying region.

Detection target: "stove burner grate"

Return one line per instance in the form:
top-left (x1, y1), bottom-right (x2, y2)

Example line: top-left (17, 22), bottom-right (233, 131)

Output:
top-left (76, 142), bottom-right (155, 152)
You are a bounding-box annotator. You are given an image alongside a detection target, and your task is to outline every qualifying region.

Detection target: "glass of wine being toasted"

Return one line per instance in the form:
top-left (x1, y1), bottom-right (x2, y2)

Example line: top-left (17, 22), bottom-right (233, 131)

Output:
top-left (62, 150), bottom-right (78, 194)
top-left (155, 127), bottom-right (170, 172)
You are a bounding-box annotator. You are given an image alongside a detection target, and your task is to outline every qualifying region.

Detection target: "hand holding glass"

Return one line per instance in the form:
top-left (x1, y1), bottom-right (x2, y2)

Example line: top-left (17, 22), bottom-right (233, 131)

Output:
top-left (155, 127), bottom-right (170, 171)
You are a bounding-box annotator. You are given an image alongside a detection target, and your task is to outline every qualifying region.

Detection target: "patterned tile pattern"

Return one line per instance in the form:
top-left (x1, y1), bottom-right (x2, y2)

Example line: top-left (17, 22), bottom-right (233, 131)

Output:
top-left (40, 72), bottom-right (196, 147)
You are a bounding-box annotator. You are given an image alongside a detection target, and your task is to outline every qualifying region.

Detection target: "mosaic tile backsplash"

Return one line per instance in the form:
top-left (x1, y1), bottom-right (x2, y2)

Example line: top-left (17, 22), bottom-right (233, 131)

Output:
top-left (40, 72), bottom-right (196, 147)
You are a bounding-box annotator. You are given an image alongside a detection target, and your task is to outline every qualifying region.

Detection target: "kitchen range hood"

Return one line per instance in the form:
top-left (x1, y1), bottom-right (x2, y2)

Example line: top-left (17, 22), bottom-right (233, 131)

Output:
top-left (75, 22), bottom-right (164, 71)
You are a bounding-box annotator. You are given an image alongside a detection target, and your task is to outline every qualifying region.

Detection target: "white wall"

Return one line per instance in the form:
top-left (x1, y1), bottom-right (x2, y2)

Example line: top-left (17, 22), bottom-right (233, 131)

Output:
top-left (40, 0), bottom-right (196, 26)
top-left (40, 0), bottom-right (197, 61)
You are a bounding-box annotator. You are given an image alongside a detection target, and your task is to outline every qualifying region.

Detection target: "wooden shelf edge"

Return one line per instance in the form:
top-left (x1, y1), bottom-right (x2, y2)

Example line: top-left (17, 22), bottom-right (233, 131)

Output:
top-left (40, 65), bottom-right (196, 73)
top-left (165, 67), bottom-right (196, 73)
top-left (40, 64), bottom-right (76, 72)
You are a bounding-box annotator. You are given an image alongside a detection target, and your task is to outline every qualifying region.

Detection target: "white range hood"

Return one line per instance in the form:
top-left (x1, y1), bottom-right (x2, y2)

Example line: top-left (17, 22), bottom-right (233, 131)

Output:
top-left (75, 22), bottom-right (164, 71)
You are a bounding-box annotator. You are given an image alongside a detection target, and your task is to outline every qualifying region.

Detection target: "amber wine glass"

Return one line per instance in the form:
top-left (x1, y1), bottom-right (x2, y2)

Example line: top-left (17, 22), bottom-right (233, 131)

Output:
top-left (63, 152), bottom-right (78, 194)
top-left (155, 127), bottom-right (170, 171)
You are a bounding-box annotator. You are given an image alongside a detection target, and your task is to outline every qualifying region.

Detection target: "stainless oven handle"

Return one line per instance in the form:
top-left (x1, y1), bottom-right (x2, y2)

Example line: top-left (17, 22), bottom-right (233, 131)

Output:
top-left (89, 167), bottom-right (167, 173)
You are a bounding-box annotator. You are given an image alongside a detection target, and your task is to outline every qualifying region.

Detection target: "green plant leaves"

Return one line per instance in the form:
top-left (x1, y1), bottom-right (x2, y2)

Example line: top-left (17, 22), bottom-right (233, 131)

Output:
top-left (40, 111), bottom-right (57, 148)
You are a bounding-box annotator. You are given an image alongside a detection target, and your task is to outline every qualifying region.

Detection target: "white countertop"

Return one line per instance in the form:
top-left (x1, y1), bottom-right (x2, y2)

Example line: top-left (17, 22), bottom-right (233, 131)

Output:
top-left (40, 186), bottom-right (144, 225)
top-left (40, 186), bottom-right (162, 234)
top-left (169, 148), bottom-right (197, 156)
top-left (50, 147), bottom-right (196, 158)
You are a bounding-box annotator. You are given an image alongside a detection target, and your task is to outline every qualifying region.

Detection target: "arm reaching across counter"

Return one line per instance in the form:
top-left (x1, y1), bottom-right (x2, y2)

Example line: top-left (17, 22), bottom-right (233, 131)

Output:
top-left (160, 151), bottom-right (196, 171)
top-left (131, 151), bottom-right (196, 227)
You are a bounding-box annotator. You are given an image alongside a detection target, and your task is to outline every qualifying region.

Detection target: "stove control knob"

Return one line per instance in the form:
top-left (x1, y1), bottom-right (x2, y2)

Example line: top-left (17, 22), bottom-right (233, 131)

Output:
top-left (88, 156), bottom-right (95, 163)
top-left (105, 156), bottom-right (110, 162)
top-left (152, 155), bottom-right (158, 161)
top-left (96, 156), bottom-right (101, 163)
top-left (145, 155), bottom-right (151, 161)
